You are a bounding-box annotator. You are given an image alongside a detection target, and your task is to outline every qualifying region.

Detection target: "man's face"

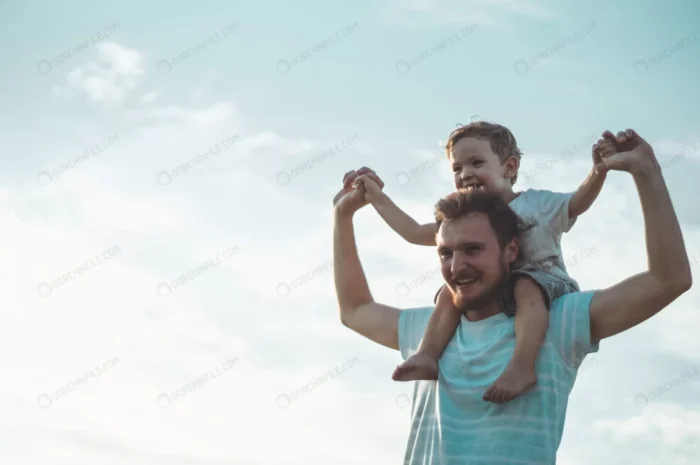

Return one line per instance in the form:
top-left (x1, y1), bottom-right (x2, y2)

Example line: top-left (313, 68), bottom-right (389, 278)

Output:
top-left (436, 213), bottom-right (518, 313)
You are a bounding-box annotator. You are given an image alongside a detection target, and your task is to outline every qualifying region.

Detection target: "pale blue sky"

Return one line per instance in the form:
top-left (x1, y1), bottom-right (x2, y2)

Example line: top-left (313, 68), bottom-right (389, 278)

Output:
top-left (1, 1), bottom-right (700, 464)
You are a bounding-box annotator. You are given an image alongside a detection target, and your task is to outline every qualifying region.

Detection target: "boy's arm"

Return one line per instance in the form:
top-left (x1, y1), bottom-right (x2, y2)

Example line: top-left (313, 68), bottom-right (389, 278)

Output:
top-left (569, 168), bottom-right (607, 218)
top-left (346, 173), bottom-right (437, 246)
top-left (569, 141), bottom-right (614, 218)
top-left (364, 182), bottom-right (437, 246)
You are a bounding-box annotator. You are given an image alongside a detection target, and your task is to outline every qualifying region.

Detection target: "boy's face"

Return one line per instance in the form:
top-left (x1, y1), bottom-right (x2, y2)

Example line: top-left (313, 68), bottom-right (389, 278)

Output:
top-left (449, 137), bottom-right (515, 193)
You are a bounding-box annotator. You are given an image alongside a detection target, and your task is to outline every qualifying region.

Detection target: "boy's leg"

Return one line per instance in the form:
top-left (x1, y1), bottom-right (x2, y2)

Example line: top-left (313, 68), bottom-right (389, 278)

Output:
top-left (392, 285), bottom-right (461, 382)
top-left (483, 275), bottom-right (546, 403)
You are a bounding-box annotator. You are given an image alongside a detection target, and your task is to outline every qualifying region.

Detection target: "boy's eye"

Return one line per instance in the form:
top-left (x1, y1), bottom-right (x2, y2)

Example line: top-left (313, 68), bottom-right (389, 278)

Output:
top-left (473, 160), bottom-right (484, 167)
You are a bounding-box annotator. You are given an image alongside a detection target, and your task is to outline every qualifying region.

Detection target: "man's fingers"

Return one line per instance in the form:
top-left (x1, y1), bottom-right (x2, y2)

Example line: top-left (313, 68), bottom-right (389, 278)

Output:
top-left (343, 170), bottom-right (358, 189)
top-left (616, 131), bottom-right (628, 144)
top-left (333, 186), bottom-right (350, 206)
top-left (602, 130), bottom-right (617, 143)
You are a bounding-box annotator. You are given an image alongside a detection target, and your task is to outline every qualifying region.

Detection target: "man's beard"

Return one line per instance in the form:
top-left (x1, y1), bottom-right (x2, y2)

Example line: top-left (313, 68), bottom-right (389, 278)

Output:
top-left (452, 255), bottom-right (509, 312)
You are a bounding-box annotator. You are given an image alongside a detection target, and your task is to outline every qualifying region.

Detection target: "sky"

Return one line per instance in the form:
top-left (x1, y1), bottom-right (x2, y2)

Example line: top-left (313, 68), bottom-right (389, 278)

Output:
top-left (1, 0), bottom-right (699, 463)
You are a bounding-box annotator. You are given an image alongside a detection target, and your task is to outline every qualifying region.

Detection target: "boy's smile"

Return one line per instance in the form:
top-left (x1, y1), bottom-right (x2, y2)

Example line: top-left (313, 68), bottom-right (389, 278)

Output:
top-left (448, 136), bottom-right (519, 196)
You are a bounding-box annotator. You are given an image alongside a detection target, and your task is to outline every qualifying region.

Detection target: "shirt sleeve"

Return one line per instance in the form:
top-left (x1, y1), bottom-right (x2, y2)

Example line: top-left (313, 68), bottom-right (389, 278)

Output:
top-left (398, 307), bottom-right (433, 361)
top-left (547, 290), bottom-right (600, 369)
top-left (537, 190), bottom-right (577, 234)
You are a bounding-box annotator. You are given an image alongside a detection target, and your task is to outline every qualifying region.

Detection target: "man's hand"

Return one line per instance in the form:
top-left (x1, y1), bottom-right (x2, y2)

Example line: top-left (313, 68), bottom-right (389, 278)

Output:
top-left (334, 166), bottom-right (388, 216)
top-left (333, 181), bottom-right (368, 218)
top-left (597, 129), bottom-right (659, 175)
top-left (355, 174), bottom-right (383, 203)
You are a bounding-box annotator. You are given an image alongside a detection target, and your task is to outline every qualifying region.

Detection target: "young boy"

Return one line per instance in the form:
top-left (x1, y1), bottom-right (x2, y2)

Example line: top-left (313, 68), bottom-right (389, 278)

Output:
top-left (352, 121), bottom-right (615, 403)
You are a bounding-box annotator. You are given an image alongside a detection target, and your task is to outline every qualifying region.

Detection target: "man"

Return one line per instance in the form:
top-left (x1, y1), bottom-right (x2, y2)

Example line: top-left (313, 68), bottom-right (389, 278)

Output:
top-left (332, 129), bottom-right (692, 464)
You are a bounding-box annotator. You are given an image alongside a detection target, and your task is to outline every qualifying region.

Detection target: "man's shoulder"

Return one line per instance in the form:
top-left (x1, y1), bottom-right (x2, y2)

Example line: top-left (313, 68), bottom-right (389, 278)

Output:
top-left (548, 290), bottom-right (597, 332)
top-left (551, 289), bottom-right (596, 310)
top-left (398, 306), bottom-right (434, 359)
top-left (399, 306), bottom-right (434, 328)
top-left (548, 290), bottom-right (601, 363)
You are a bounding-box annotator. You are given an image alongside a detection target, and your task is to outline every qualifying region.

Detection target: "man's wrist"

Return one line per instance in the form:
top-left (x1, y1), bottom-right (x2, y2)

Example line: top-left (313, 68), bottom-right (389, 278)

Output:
top-left (591, 167), bottom-right (608, 180)
top-left (629, 158), bottom-right (662, 181)
top-left (333, 207), bottom-right (355, 223)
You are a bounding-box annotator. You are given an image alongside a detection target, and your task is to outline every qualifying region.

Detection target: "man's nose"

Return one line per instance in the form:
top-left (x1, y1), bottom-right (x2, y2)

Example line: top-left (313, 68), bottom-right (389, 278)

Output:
top-left (451, 251), bottom-right (468, 274)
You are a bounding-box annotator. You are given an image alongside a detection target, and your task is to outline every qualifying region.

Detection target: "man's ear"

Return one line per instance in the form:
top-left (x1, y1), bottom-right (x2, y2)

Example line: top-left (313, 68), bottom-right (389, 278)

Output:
top-left (505, 237), bottom-right (519, 266)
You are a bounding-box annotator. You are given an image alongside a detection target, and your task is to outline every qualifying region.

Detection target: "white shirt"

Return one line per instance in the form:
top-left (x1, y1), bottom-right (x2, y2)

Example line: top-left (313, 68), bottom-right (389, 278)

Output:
top-left (509, 189), bottom-right (577, 280)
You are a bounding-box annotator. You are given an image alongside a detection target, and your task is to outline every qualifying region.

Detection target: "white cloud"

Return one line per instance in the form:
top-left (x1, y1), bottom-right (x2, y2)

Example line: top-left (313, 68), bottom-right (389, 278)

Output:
top-left (56, 41), bottom-right (144, 104)
top-left (595, 404), bottom-right (700, 449)
top-left (140, 88), bottom-right (164, 103)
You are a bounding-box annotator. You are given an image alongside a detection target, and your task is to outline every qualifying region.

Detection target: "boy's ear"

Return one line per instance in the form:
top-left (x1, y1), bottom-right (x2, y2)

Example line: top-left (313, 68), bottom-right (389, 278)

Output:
top-left (503, 155), bottom-right (520, 180)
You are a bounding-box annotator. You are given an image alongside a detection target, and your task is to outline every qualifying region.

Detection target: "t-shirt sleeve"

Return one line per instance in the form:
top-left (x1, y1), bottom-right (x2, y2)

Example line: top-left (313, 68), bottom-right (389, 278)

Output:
top-left (537, 189), bottom-right (577, 234)
top-left (398, 307), bottom-right (433, 361)
top-left (547, 290), bottom-right (599, 369)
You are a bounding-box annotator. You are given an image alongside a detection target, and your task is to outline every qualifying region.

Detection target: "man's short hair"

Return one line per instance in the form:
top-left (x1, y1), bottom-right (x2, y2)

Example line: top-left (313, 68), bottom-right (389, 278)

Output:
top-left (434, 190), bottom-right (530, 253)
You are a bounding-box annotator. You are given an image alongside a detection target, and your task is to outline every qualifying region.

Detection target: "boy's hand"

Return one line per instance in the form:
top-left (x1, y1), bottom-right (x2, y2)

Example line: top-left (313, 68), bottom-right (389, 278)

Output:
top-left (343, 167), bottom-right (385, 191)
top-left (592, 136), bottom-right (616, 175)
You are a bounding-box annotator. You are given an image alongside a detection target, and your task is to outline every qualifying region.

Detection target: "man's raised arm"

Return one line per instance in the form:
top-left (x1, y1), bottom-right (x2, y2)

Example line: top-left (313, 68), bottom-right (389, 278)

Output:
top-left (333, 177), bottom-right (402, 350)
top-left (589, 129), bottom-right (693, 344)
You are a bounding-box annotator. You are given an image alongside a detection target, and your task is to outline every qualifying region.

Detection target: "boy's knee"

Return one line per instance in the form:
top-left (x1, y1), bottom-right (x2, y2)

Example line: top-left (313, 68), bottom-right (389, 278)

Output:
top-left (435, 285), bottom-right (459, 309)
top-left (513, 275), bottom-right (547, 308)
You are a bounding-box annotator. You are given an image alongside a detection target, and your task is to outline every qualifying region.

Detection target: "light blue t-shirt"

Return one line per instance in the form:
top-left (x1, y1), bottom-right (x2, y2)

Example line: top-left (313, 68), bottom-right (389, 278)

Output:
top-left (398, 290), bottom-right (599, 465)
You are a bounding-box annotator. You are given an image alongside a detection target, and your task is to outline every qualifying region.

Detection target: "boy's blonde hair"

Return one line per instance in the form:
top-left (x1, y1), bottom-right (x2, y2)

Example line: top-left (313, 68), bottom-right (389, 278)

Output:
top-left (445, 121), bottom-right (523, 185)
